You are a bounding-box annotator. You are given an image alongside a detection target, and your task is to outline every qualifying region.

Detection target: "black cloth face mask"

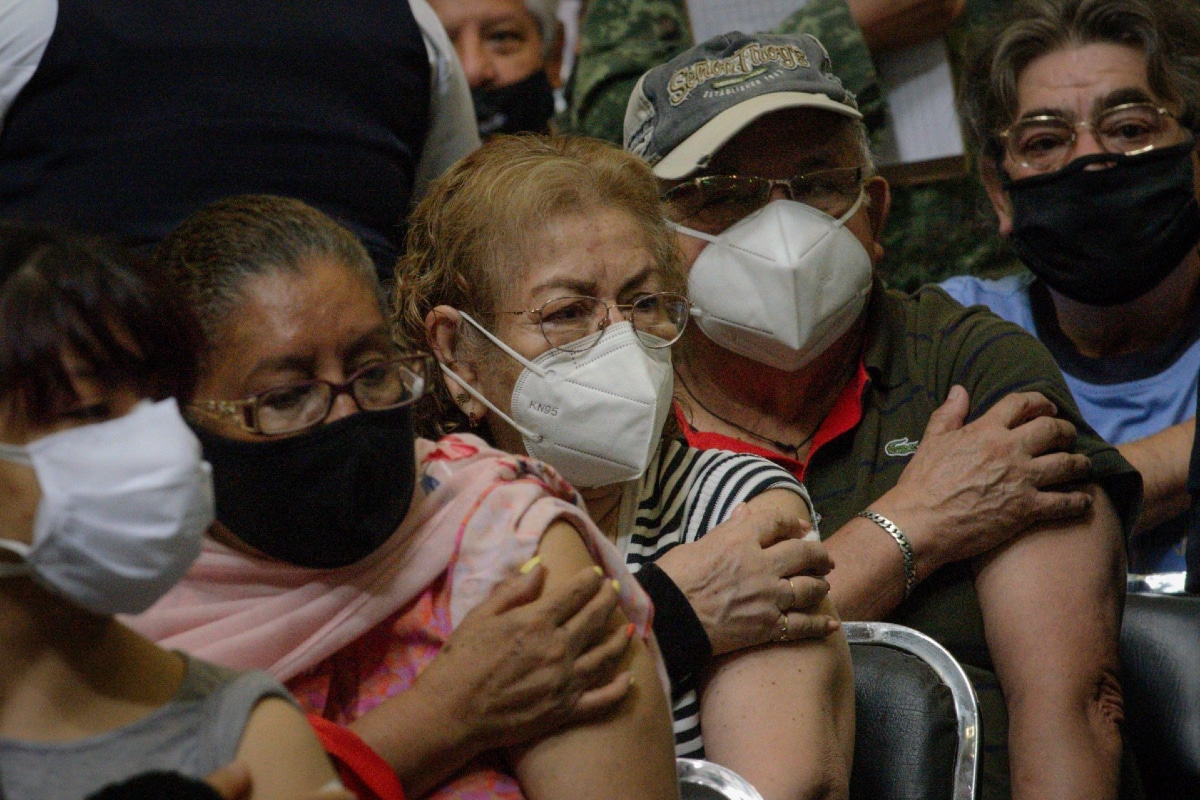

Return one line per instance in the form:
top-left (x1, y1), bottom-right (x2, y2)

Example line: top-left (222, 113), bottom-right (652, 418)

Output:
top-left (190, 405), bottom-right (416, 568)
top-left (472, 69), bottom-right (555, 137)
top-left (1003, 139), bottom-right (1200, 306)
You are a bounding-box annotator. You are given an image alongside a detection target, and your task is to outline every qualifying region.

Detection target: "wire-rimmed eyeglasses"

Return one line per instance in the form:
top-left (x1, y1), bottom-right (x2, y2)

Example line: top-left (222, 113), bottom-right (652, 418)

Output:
top-left (495, 292), bottom-right (691, 353)
top-left (190, 353), bottom-right (434, 436)
top-left (998, 102), bottom-right (1182, 173)
top-left (661, 166), bottom-right (865, 234)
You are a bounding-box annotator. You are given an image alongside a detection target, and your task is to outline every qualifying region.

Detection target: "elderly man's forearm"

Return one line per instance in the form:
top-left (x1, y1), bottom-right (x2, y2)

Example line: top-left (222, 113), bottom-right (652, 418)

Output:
top-left (1117, 417), bottom-right (1194, 534)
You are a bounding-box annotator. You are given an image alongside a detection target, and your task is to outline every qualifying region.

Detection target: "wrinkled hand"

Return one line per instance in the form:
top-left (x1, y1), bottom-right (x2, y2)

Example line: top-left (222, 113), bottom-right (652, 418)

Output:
top-left (205, 762), bottom-right (355, 800)
top-left (412, 562), bottom-right (631, 753)
top-left (655, 503), bottom-right (838, 656)
top-left (878, 386), bottom-right (1093, 575)
top-left (847, 0), bottom-right (966, 53)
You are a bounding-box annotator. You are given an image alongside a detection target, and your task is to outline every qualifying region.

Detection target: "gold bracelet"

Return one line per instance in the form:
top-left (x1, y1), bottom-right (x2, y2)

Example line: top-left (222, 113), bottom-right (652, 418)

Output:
top-left (857, 510), bottom-right (917, 599)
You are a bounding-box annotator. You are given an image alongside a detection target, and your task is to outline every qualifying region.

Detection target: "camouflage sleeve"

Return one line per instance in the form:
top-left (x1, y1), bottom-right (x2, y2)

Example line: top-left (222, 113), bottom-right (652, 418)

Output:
top-left (772, 0), bottom-right (886, 135)
top-left (563, 0), bottom-right (693, 144)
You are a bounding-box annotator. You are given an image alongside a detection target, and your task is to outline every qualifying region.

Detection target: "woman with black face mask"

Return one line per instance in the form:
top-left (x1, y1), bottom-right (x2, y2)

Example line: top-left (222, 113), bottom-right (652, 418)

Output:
top-left (128, 194), bottom-right (678, 800)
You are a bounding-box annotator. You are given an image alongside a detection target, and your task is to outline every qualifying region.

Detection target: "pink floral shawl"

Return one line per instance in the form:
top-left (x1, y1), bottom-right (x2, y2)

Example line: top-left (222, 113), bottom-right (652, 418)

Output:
top-left (126, 435), bottom-right (655, 684)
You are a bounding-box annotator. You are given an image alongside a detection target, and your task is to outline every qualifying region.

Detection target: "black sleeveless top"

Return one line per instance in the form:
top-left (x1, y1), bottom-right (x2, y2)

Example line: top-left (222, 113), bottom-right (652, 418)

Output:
top-left (0, 0), bottom-right (430, 270)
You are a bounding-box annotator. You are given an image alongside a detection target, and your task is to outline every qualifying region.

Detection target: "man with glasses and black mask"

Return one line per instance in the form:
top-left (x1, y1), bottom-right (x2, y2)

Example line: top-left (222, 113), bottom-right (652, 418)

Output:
top-left (943, 0), bottom-right (1200, 581)
top-left (626, 30), bottom-right (1143, 800)
top-left (429, 0), bottom-right (563, 137)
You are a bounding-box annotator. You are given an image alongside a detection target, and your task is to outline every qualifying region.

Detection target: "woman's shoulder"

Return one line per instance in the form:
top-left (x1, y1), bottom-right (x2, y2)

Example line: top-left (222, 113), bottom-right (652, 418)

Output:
top-left (179, 654), bottom-right (291, 705)
top-left (637, 439), bottom-right (811, 541)
top-left (416, 433), bottom-right (580, 503)
top-left (650, 438), bottom-right (803, 494)
top-left (175, 655), bottom-right (295, 740)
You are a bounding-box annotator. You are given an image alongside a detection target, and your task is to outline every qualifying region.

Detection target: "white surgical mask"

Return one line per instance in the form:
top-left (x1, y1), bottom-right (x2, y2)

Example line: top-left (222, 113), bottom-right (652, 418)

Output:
top-left (447, 315), bottom-right (674, 487)
top-left (672, 195), bottom-right (873, 372)
top-left (0, 398), bottom-right (214, 615)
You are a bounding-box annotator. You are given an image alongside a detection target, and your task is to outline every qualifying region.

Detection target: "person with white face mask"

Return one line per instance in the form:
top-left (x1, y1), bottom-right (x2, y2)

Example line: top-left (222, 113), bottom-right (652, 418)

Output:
top-left (0, 223), bottom-right (342, 800)
top-left (394, 135), bottom-right (855, 800)
top-left (626, 31), bottom-right (1144, 800)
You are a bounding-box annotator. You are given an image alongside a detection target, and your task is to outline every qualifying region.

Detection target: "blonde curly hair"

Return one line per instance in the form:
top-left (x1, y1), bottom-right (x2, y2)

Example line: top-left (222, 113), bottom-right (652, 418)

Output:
top-left (392, 134), bottom-right (683, 438)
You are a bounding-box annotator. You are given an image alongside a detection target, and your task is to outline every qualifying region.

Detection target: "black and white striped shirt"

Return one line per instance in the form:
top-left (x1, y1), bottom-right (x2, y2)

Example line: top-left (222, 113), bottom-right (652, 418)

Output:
top-left (620, 438), bottom-right (815, 757)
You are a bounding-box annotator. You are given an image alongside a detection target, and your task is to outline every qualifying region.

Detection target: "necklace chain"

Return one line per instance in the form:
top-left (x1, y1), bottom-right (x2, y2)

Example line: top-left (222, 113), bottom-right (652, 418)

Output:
top-left (675, 370), bottom-right (817, 458)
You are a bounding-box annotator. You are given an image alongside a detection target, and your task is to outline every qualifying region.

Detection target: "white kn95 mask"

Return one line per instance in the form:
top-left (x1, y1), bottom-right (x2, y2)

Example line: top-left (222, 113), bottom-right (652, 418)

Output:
top-left (446, 314), bottom-right (674, 488)
top-left (671, 194), bottom-right (873, 372)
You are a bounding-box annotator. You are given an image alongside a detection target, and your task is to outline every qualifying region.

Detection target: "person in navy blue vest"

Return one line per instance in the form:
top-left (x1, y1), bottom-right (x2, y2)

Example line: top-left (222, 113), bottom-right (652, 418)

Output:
top-left (0, 0), bottom-right (479, 277)
top-left (943, 0), bottom-right (1200, 576)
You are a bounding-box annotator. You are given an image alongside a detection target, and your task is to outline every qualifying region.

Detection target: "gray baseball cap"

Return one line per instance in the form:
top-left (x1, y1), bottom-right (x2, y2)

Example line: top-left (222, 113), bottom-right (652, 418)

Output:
top-left (623, 31), bottom-right (861, 179)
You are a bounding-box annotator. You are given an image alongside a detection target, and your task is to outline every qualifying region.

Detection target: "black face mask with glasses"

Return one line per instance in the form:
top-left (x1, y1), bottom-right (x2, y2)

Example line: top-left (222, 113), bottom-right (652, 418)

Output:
top-left (1002, 139), bottom-right (1200, 306)
top-left (188, 354), bottom-right (434, 568)
top-left (191, 405), bottom-right (417, 568)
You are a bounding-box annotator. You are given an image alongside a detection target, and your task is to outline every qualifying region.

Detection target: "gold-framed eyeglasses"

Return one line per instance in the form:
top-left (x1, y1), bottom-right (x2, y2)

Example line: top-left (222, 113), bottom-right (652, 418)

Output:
top-left (190, 353), bottom-right (434, 436)
top-left (661, 166), bottom-right (865, 234)
top-left (496, 292), bottom-right (691, 353)
top-left (998, 102), bottom-right (1181, 173)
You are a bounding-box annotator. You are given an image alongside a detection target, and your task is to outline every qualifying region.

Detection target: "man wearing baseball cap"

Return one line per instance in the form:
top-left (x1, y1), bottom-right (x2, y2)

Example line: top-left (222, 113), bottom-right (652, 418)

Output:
top-left (627, 31), bottom-right (1142, 800)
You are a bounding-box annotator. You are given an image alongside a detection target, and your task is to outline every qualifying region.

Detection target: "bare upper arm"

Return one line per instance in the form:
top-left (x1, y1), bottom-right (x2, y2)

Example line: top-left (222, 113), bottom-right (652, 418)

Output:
top-left (234, 696), bottom-right (339, 800)
top-left (745, 486), bottom-right (813, 528)
top-left (974, 484), bottom-right (1124, 698)
top-left (692, 488), bottom-right (853, 798)
top-left (510, 519), bottom-right (679, 800)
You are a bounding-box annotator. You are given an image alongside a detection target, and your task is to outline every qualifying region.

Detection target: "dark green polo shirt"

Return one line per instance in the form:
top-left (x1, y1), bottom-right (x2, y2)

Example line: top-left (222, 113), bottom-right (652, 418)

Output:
top-left (678, 281), bottom-right (1143, 800)
top-left (806, 282), bottom-right (1140, 666)
top-left (683, 281), bottom-right (1140, 660)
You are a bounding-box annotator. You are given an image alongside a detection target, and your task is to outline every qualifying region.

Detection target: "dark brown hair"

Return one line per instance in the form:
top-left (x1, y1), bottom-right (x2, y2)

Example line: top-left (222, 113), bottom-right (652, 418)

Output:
top-left (0, 222), bottom-right (201, 426)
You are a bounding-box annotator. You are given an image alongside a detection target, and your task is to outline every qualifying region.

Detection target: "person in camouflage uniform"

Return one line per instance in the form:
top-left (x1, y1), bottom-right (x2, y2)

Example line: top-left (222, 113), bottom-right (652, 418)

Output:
top-left (562, 0), bottom-right (1019, 290)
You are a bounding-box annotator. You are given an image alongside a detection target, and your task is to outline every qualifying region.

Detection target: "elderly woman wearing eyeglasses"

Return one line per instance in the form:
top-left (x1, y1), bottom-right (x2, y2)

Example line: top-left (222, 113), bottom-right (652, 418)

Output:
top-left (128, 193), bottom-right (680, 800)
top-left (393, 135), bottom-right (855, 800)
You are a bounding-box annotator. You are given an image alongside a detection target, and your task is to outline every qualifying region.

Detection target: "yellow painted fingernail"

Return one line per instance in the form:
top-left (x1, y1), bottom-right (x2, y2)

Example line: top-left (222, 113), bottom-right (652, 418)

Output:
top-left (519, 555), bottom-right (543, 574)
top-left (592, 565), bottom-right (604, 576)
top-left (611, 579), bottom-right (621, 592)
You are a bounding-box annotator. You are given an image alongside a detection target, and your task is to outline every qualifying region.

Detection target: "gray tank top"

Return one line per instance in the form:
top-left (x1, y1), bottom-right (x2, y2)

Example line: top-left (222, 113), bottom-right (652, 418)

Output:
top-left (0, 655), bottom-right (294, 800)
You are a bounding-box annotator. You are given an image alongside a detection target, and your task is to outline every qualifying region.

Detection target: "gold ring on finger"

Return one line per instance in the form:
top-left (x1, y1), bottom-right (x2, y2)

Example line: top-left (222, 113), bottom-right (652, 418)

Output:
top-left (787, 577), bottom-right (798, 610)
top-left (778, 612), bottom-right (789, 642)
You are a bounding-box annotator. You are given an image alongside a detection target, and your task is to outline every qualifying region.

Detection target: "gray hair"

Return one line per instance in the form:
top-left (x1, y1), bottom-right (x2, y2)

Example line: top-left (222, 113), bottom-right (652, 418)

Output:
top-left (960, 0), bottom-right (1200, 165)
top-left (851, 119), bottom-right (878, 179)
top-left (525, 0), bottom-right (560, 59)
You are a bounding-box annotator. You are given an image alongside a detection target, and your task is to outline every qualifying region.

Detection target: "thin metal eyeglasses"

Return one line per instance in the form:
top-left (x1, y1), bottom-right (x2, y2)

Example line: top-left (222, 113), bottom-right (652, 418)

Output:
top-left (494, 292), bottom-right (691, 354)
top-left (998, 102), bottom-right (1181, 173)
top-left (661, 166), bottom-right (865, 234)
top-left (190, 353), bottom-right (435, 436)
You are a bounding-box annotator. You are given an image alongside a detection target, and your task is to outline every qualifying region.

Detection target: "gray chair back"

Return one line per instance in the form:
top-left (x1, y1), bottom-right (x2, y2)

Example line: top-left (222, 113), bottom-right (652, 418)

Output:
top-left (1121, 591), bottom-right (1200, 800)
top-left (845, 621), bottom-right (979, 800)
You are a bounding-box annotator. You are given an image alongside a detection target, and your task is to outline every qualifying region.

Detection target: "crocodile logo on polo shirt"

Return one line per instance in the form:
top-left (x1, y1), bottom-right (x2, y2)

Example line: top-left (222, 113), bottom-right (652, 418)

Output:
top-left (884, 437), bottom-right (919, 457)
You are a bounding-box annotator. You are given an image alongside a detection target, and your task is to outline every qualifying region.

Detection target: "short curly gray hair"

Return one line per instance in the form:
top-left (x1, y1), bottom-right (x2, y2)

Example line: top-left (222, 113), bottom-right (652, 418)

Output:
top-left (960, 0), bottom-right (1200, 166)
